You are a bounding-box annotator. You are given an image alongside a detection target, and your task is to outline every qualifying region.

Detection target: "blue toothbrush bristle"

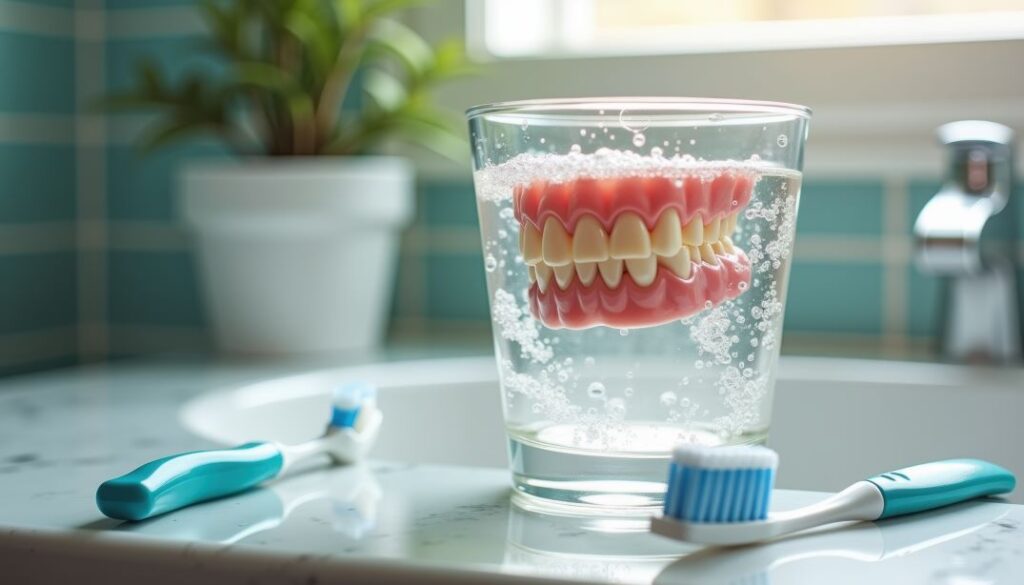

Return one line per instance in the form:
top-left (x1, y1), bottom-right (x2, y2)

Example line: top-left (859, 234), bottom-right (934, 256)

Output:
top-left (662, 445), bottom-right (778, 523)
top-left (330, 382), bottom-right (377, 429)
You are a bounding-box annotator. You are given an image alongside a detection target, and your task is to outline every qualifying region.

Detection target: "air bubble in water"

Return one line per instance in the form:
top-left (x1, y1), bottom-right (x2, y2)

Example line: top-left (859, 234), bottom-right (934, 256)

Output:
top-left (650, 146), bottom-right (663, 157)
top-left (631, 133), bottom-right (646, 148)
top-left (539, 138), bottom-right (546, 144)
top-left (521, 119), bottom-right (529, 131)
top-left (689, 139), bottom-right (696, 145)
top-left (580, 128), bottom-right (587, 136)
top-left (660, 391), bottom-right (678, 406)
top-left (674, 179), bottom-right (683, 188)
top-left (587, 382), bottom-right (606, 399)
top-left (777, 134), bottom-right (788, 147)
top-left (625, 370), bottom-right (634, 379)
top-left (704, 300), bottom-right (713, 309)
top-left (605, 398), bottom-right (626, 416)
top-left (569, 144), bottom-right (582, 154)
top-left (484, 255), bottom-right (498, 272)
top-left (618, 109), bottom-right (651, 133)
top-left (497, 228), bottom-right (508, 239)
top-left (709, 113), bottom-right (724, 122)
top-left (619, 329), bottom-right (630, 336)
top-left (624, 387), bottom-right (634, 397)
top-left (738, 281), bottom-right (748, 291)
top-left (584, 356), bottom-right (595, 367)
top-left (680, 397), bottom-right (691, 408)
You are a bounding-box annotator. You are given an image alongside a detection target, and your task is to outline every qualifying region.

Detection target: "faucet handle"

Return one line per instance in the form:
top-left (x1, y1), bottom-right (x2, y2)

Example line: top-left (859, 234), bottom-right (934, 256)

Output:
top-left (937, 120), bottom-right (1014, 147)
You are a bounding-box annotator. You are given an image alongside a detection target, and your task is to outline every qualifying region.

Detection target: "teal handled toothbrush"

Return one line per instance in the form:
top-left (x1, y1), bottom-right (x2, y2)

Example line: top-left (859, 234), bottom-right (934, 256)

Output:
top-left (97, 382), bottom-right (382, 522)
top-left (651, 445), bottom-right (1015, 546)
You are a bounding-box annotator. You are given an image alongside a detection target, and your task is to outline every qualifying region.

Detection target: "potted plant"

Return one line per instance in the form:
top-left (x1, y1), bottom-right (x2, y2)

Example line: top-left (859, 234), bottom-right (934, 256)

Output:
top-left (107, 0), bottom-right (471, 354)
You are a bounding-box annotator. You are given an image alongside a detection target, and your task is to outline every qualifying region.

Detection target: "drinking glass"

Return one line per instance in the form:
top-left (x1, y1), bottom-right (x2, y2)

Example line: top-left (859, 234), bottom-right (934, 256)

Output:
top-left (467, 98), bottom-right (811, 511)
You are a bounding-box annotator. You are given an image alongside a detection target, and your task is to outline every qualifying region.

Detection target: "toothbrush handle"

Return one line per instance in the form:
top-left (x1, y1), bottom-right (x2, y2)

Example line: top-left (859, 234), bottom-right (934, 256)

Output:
top-left (96, 441), bottom-right (284, 521)
top-left (867, 458), bottom-right (1016, 519)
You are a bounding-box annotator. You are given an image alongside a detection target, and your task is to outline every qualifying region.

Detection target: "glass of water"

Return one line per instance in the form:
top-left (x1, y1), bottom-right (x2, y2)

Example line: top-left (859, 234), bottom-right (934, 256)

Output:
top-left (467, 98), bottom-right (810, 511)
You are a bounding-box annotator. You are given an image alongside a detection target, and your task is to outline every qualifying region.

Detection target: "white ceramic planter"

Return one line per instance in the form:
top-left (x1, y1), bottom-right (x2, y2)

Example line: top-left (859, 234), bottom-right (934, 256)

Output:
top-left (181, 157), bottom-right (413, 355)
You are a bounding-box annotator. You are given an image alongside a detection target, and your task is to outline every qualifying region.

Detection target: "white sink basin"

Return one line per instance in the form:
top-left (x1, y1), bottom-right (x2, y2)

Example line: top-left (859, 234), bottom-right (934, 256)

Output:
top-left (180, 356), bottom-right (1024, 502)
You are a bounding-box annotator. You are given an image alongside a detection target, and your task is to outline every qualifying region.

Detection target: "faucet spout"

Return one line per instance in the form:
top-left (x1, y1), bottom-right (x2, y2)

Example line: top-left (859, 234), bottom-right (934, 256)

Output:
top-left (913, 120), bottom-right (1020, 362)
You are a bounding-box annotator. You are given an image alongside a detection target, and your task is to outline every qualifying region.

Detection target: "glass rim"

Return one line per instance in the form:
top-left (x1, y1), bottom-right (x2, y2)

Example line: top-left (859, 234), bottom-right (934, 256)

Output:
top-left (466, 97), bottom-right (812, 120)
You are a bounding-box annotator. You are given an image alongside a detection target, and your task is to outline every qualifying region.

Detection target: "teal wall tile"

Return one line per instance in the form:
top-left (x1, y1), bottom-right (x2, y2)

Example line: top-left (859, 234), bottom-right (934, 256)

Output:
top-left (0, 144), bottom-right (75, 223)
top-left (0, 32), bottom-right (74, 113)
top-left (907, 179), bottom-right (942, 232)
top-left (0, 253), bottom-right (76, 333)
top-left (106, 141), bottom-right (228, 221)
top-left (424, 252), bottom-right (488, 321)
top-left (106, 1), bottom-right (197, 8)
top-left (796, 180), bottom-right (883, 235)
top-left (783, 261), bottom-right (883, 334)
top-left (420, 181), bottom-right (479, 227)
top-left (108, 250), bottom-right (205, 326)
top-left (907, 267), bottom-right (942, 338)
top-left (16, 0), bottom-right (73, 7)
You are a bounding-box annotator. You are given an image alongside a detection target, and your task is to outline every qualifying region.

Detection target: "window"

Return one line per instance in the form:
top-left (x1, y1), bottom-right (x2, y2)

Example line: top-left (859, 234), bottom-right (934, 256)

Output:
top-left (471, 0), bottom-right (1024, 58)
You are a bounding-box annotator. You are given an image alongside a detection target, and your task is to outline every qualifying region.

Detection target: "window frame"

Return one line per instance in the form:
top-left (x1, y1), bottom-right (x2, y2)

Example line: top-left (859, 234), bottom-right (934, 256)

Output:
top-left (466, 0), bottom-right (1024, 61)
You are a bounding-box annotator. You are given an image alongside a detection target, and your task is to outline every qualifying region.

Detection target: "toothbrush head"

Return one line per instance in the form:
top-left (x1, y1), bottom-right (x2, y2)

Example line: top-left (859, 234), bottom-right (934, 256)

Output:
top-left (330, 382), bottom-right (377, 430)
top-left (319, 382), bottom-right (382, 465)
top-left (662, 444), bottom-right (778, 524)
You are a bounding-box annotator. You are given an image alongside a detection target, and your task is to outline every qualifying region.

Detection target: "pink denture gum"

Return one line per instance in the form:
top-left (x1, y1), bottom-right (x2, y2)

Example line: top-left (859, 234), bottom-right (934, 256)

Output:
top-left (514, 170), bottom-right (757, 329)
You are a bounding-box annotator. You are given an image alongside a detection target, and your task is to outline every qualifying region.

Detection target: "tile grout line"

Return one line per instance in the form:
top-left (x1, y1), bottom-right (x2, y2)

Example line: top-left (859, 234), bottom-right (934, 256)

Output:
top-left (75, 0), bottom-right (108, 361)
top-left (882, 176), bottom-right (910, 356)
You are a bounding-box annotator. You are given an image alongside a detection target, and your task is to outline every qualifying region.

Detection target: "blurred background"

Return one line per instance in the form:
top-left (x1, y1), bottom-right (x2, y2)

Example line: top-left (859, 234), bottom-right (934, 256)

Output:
top-left (2, 0), bottom-right (1023, 375)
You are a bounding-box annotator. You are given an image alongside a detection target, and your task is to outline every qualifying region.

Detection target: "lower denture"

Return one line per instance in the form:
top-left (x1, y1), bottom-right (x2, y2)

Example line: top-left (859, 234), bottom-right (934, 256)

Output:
top-left (515, 169), bottom-right (757, 330)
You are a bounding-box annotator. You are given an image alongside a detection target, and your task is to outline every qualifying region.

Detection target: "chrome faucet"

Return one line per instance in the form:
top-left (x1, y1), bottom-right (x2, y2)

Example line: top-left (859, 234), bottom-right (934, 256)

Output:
top-left (914, 121), bottom-right (1020, 363)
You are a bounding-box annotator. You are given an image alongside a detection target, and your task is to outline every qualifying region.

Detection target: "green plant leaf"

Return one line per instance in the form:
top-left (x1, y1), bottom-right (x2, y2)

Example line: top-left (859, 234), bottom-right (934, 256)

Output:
top-left (233, 61), bottom-right (314, 117)
top-left (366, 18), bottom-right (433, 77)
top-left (140, 119), bottom-right (216, 153)
top-left (364, 0), bottom-right (427, 20)
top-left (362, 68), bottom-right (408, 112)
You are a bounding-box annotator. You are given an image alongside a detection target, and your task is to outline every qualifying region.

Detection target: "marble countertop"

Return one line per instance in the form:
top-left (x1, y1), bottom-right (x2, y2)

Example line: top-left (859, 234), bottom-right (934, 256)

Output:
top-left (1, 356), bottom-right (1022, 585)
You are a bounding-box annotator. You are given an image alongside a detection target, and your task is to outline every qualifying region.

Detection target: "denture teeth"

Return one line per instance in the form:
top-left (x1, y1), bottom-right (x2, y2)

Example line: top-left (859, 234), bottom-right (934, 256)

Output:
top-left (553, 264), bottom-right (575, 289)
top-left (576, 262), bottom-right (597, 286)
top-left (722, 236), bottom-right (735, 254)
top-left (541, 217), bottom-right (572, 266)
top-left (522, 222), bottom-right (542, 265)
top-left (572, 215), bottom-right (609, 262)
top-left (609, 213), bottom-right (651, 259)
top-left (704, 218), bottom-right (721, 244)
top-left (658, 246), bottom-right (691, 279)
top-left (722, 213), bottom-right (738, 236)
top-left (598, 258), bottom-right (624, 288)
top-left (699, 243), bottom-right (718, 266)
top-left (651, 210), bottom-right (683, 256)
top-left (711, 242), bottom-right (726, 256)
top-left (535, 262), bottom-right (553, 292)
top-left (528, 265), bottom-right (537, 283)
top-left (625, 255), bottom-right (657, 287)
top-left (681, 217), bottom-right (703, 246)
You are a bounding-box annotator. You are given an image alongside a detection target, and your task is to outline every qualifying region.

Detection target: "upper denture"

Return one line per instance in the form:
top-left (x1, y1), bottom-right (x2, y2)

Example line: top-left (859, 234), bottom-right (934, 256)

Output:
top-left (509, 163), bottom-right (760, 329)
top-left (514, 171), bottom-right (756, 233)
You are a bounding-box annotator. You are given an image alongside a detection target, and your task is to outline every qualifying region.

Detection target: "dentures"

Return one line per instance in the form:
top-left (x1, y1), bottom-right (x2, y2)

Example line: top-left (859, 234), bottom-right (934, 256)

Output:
top-left (515, 171), bottom-right (757, 329)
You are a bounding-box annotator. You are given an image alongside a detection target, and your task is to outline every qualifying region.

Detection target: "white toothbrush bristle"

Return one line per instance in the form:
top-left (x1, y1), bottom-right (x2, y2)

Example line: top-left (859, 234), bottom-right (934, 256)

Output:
top-left (664, 444), bottom-right (778, 523)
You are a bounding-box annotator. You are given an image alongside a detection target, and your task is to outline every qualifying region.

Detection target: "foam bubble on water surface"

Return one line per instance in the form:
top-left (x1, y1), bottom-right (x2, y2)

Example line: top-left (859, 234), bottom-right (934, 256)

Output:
top-left (473, 150), bottom-right (784, 203)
